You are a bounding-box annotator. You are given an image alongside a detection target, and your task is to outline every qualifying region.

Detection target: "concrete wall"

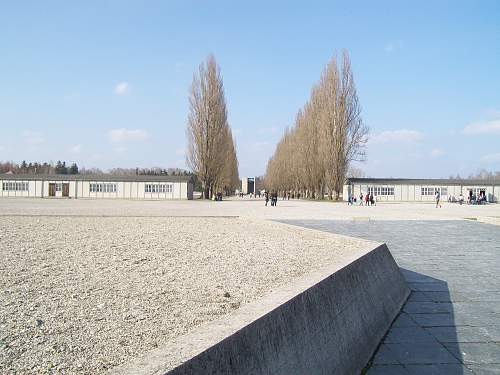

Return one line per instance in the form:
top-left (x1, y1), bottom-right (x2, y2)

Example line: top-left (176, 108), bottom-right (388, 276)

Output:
top-left (110, 243), bottom-right (409, 375)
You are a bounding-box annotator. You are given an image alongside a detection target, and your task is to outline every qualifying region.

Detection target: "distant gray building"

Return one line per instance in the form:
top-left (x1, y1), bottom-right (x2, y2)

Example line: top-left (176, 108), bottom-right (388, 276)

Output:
top-left (241, 177), bottom-right (260, 195)
top-left (344, 178), bottom-right (499, 203)
top-left (0, 174), bottom-right (193, 200)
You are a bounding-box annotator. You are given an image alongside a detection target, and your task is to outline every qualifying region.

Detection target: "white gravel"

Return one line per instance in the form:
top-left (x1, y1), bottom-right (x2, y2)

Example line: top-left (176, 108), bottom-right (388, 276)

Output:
top-left (0, 214), bottom-right (369, 375)
top-left (1, 197), bottom-right (499, 222)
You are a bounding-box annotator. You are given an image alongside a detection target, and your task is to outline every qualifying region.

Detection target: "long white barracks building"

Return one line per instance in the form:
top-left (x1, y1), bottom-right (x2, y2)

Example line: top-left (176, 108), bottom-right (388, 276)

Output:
top-left (344, 178), bottom-right (500, 203)
top-left (0, 174), bottom-right (193, 200)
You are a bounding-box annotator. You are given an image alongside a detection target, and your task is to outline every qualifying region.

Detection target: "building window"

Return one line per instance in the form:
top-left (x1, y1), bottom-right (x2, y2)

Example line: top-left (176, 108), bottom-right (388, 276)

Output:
top-left (421, 187), bottom-right (447, 196)
top-left (368, 186), bottom-right (394, 196)
top-left (145, 184), bottom-right (173, 193)
top-left (90, 183), bottom-right (117, 193)
top-left (2, 182), bottom-right (29, 191)
top-left (469, 188), bottom-right (486, 196)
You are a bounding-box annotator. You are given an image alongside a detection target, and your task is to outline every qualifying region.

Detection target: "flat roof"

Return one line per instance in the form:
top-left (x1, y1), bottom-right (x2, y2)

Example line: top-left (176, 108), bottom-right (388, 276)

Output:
top-left (0, 174), bottom-right (193, 183)
top-left (347, 177), bottom-right (500, 186)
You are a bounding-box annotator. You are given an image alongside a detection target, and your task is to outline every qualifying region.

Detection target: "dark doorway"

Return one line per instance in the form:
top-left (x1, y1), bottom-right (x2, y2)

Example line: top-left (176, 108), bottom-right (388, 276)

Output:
top-left (248, 179), bottom-right (255, 194)
top-left (62, 183), bottom-right (69, 197)
top-left (48, 183), bottom-right (56, 197)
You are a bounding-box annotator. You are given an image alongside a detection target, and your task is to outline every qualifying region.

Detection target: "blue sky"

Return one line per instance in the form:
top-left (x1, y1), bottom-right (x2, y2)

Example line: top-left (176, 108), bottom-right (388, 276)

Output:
top-left (1, 1), bottom-right (499, 178)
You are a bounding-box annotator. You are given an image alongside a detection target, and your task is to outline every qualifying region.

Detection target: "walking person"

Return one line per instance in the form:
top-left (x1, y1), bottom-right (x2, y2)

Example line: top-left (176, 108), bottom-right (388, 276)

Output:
top-left (265, 191), bottom-right (269, 206)
top-left (370, 193), bottom-right (375, 206)
top-left (365, 193), bottom-right (370, 206)
top-left (271, 191), bottom-right (277, 206)
top-left (359, 193), bottom-right (364, 206)
top-left (435, 190), bottom-right (441, 208)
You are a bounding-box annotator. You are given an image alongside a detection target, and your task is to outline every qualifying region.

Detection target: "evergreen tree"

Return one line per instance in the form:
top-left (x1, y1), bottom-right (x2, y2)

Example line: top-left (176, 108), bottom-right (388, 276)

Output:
top-left (69, 163), bottom-right (79, 174)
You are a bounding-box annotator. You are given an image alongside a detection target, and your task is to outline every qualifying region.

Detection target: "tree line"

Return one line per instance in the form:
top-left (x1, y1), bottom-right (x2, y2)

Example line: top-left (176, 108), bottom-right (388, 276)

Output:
top-left (450, 169), bottom-right (500, 181)
top-left (0, 161), bottom-right (193, 177)
top-left (0, 160), bottom-right (79, 175)
top-left (186, 55), bottom-right (240, 198)
top-left (264, 51), bottom-right (369, 200)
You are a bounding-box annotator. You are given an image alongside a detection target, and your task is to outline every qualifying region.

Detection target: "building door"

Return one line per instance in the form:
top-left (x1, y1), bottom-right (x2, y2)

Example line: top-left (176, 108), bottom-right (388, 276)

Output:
top-left (48, 183), bottom-right (56, 197)
top-left (62, 183), bottom-right (69, 197)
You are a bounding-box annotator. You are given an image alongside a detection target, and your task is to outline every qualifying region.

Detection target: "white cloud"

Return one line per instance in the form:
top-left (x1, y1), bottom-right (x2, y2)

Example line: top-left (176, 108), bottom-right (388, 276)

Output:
top-left (429, 148), bottom-right (445, 158)
top-left (385, 40), bottom-right (403, 53)
top-left (463, 118), bottom-right (500, 135)
top-left (258, 126), bottom-right (278, 135)
top-left (481, 153), bottom-right (500, 163)
top-left (70, 144), bottom-right (82, 154)
top-left (108, 128), bottom-right (149, 143)
top-left (175, 148), bottom-right (185, 156)
top-left (252, 141), bottom-right (270, 149)
top-left (113, 146), bottom-right (127, 154)
top-left (114, 82), bottom-right (130, 95)
top-left (22, 130), bottom-right (44, 145)
top-left (369, 129), bottom-right (424, 145)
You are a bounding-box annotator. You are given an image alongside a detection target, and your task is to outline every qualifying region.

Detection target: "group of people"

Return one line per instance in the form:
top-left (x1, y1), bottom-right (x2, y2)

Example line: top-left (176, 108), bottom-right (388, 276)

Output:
top-left (264, 191), bottom-right (279, 206)
top-left (468, 191), bottom-right (487, 205)
top-left (212, 192), bottom-right (224, 201)
top-left (447, 191), bottom-right (488, 205)
top-left (348, 192), bottom-right (376, 206)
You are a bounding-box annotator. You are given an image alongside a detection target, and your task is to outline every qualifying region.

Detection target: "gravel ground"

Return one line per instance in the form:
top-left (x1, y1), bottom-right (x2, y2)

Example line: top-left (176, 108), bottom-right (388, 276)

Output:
top-left (0, 215), bottom-right (369, 375)
top-left (1, 197), bottom-right (499, 223)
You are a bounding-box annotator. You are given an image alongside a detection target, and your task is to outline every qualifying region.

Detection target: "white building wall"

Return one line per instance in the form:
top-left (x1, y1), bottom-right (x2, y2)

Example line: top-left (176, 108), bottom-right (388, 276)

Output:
top-left (1, 178), bottom-right (193, 200)
top-left (343, 182), bottom-right (500, 203)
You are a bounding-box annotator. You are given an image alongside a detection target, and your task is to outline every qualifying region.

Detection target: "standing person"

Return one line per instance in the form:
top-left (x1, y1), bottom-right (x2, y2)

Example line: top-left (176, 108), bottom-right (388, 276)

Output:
top-left (435, 190), bottom-right (441, 208)
top-left (265, 191), bottom-right (269, 206)
top-left (370, 193), bottom-right (375, 206)
top-left (365, 193), bottom-right (370, 206)
top-left (359, 193), bottom-right (364, 206)
top-left (459, 193), bottom-right (464, 205)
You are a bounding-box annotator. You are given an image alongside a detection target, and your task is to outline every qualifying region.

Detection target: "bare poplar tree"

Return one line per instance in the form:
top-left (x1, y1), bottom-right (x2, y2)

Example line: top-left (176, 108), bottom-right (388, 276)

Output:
top-left (265, 50), bottom-right (368, 200)
top-left (187, 55), bottom-right (239, 198)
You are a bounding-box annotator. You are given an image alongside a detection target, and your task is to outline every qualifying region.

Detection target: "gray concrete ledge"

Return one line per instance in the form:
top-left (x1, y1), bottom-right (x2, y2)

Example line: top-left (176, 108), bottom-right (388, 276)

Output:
top-left (110, 243), bottom-right (409, 375)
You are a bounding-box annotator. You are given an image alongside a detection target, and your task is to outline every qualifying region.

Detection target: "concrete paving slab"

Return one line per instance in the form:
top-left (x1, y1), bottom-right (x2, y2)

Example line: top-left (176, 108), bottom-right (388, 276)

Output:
top-left (381, 342), bottom-right (460, 364)
top-left (372, 344), bottom-right (400, 365)
top-left (405, 364), bottom-right (474, 375)
top-left (391, 313), bottom-right (419, 328)
top-left (444, 343), bottom-right (500, 365)
top-left (367, 364), bottom-right (411, 374)
top-left (383, 327), bottom-right (438, 343)
top-left (468, 364), bottom-right (500, 374)
top-left (425, 326), bottom-right (493, 343)
top-left (279, 220), bottom-right (500, 374)
top-left (403, 301), bottom-right (454, 314)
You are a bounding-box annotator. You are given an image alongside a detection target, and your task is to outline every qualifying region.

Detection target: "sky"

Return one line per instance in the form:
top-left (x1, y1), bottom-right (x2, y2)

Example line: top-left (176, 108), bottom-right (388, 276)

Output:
top-left (1, 1), bottom-right (499, 178)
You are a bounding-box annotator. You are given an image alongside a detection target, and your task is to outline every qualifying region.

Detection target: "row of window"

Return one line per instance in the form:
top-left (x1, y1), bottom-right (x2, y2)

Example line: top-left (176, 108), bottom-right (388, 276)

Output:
top-left (421, 187), bottom-right (448, 196)
top-left (145, 184), bottom-right (173, 193)
top-left (89, 183), bottom-right (117, 193)
top-left (368, 186), bottom-right (395, 196)
top-left (2, 182), bottom-right (29, 191)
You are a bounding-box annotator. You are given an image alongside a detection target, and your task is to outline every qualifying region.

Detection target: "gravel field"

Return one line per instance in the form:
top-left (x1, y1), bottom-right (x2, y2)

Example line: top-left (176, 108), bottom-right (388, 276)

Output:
top-left (1, 197), bottom-right (499, 222)
top-left (0, 214), bottom-right (370, 375)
